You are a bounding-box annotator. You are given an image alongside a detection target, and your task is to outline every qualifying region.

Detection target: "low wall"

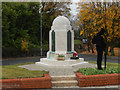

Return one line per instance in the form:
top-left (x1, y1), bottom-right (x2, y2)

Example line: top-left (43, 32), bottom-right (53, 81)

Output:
top-left (1, 74), bottom-right (51, 89)
top-left (76, 73), bottom-right (119, 87)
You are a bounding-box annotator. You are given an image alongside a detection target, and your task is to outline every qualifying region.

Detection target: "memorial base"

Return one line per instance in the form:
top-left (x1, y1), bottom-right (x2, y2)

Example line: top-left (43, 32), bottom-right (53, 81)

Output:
top-left (35, 58), bottom-right (87, 67)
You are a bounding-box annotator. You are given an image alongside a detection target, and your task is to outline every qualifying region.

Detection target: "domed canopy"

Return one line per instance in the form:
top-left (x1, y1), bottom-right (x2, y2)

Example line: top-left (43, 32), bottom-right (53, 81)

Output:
top-left (52, 16), bottom-right (70, 26)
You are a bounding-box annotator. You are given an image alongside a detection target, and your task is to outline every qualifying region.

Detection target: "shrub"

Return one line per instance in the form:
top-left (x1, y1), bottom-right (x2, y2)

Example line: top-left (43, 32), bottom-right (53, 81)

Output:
top-left (77, 67), bottom-right (119, 75)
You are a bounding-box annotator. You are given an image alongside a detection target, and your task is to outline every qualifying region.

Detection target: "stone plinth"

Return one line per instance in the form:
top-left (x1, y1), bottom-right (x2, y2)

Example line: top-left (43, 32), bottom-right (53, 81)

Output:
top-left (35, 58), bottom-right (85, 67)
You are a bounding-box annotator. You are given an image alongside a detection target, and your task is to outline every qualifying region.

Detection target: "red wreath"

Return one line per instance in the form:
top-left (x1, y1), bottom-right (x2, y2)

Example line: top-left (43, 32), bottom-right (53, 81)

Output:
top-left (73, 52), bottom-right (77, 57)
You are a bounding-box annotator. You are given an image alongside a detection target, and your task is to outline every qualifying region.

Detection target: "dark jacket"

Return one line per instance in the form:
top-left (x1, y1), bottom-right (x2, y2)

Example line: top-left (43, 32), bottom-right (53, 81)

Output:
top-left (92, 30), bottom-right (106, 51)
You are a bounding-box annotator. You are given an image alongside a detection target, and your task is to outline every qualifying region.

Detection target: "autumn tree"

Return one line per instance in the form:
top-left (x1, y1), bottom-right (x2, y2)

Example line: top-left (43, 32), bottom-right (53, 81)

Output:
top-left (105, 2), bottom-right (120, 55)
top-left (76, 1), bottom-right (119, 55)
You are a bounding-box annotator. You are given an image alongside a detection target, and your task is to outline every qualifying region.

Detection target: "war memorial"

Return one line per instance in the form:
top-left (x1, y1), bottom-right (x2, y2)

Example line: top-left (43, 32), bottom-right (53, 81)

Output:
top-left (19, 16), bottom-right (96, 76)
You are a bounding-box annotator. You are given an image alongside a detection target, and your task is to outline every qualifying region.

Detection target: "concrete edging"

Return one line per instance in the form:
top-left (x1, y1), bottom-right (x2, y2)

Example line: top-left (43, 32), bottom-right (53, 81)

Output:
top-left (76, 73), bottom-right (119, 87)
top-left (1, 74), bottom-right (52, 89)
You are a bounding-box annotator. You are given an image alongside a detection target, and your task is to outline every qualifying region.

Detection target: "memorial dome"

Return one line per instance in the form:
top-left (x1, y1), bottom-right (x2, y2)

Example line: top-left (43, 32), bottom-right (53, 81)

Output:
top-left (52, 16), bottom-right (70, 26)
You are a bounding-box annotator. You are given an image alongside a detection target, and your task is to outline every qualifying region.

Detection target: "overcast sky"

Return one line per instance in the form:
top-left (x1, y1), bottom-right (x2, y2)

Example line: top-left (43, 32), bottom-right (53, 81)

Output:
top-left (69, 0), bottom-right (80, 21)
top-left (70, 0), bottom-right (79, 15)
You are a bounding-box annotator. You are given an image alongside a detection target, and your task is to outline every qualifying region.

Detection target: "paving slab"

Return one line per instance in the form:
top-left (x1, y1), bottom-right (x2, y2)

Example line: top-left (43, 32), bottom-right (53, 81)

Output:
top-left (18, 62), bottom-right (97, 76)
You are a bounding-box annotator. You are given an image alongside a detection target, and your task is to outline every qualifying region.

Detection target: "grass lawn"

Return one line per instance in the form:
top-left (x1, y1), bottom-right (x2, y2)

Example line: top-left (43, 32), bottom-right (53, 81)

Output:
top-left (89, 61), bottom-right (119, 68)
top-left (74, 40), bottom-right (82, 45)
top-left (77, 62), bottom-right (119, 75)
top-left (1, 63), bottom-right (48, 79)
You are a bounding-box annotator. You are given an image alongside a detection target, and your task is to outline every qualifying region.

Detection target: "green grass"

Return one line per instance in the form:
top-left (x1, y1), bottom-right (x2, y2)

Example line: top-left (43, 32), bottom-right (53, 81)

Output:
top-left (74, 40), bottom-right (82, 45)
top-left (77, 62), bottom-right (120, 75)
top-left (89, 61), bottom-right (119, 68)
top-left (1, 63), bottom-right (48, 79)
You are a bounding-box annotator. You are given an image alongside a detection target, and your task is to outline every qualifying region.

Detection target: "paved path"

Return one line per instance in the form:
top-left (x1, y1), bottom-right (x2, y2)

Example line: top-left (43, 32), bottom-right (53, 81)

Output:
top-left (34, 85), bottom-right (119, 90)
top-left (19, 62), bottom-right (97, 76)
top-left (2, 54), bottom-right (119, 66)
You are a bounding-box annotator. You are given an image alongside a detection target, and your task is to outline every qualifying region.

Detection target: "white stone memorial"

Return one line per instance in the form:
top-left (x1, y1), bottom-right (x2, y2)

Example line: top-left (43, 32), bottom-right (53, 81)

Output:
top-left (36, 16), bottom-right (85, 67)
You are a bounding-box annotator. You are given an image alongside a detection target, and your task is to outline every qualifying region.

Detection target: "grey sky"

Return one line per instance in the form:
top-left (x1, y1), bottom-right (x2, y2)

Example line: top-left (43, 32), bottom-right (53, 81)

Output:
top-left (70, 0), bottom-right (79, 15)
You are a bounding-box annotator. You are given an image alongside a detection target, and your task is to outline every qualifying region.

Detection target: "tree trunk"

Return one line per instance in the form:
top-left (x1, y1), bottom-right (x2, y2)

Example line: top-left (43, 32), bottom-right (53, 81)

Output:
top-left (91, 47), bottom-right (94, 53)
top-left (109, 46), bottom-right (111, 52)
top-left (87, 39), bottom-right (90, 52)
top-left (88, 44), bottom-right (90, 52)
top-left (91, 44), bottom-right (94, 53)
top-left (105, 45), bottom-right (108, 55)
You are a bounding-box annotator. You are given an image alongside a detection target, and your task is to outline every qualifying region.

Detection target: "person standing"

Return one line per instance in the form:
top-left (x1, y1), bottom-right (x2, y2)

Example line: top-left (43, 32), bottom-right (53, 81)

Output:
top-left (92, 28), bottom-right (106, 70)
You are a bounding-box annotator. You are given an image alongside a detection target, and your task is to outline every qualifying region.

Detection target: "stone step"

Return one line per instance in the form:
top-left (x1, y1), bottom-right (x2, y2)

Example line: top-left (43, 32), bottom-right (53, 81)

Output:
top-left (49, 68), bottom-right (75, 76)
top-left (36, 58), bottom-right (85, 67)
top-left (52, 80), bottom-right (78, 87)
top-left (51, 75), bottom-right (76, 81)
top-left (53, 86), bottom-right (80, 88)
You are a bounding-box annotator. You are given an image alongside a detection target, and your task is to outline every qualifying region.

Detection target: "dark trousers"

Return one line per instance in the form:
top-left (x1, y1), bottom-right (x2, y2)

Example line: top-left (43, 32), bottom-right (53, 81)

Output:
top-left (96, 47), bottom-right (103, 69)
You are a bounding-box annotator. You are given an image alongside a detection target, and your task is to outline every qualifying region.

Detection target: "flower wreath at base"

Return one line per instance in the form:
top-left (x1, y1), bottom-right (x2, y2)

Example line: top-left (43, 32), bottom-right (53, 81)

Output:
top-left (70, 52), bottom-right (79, 59)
